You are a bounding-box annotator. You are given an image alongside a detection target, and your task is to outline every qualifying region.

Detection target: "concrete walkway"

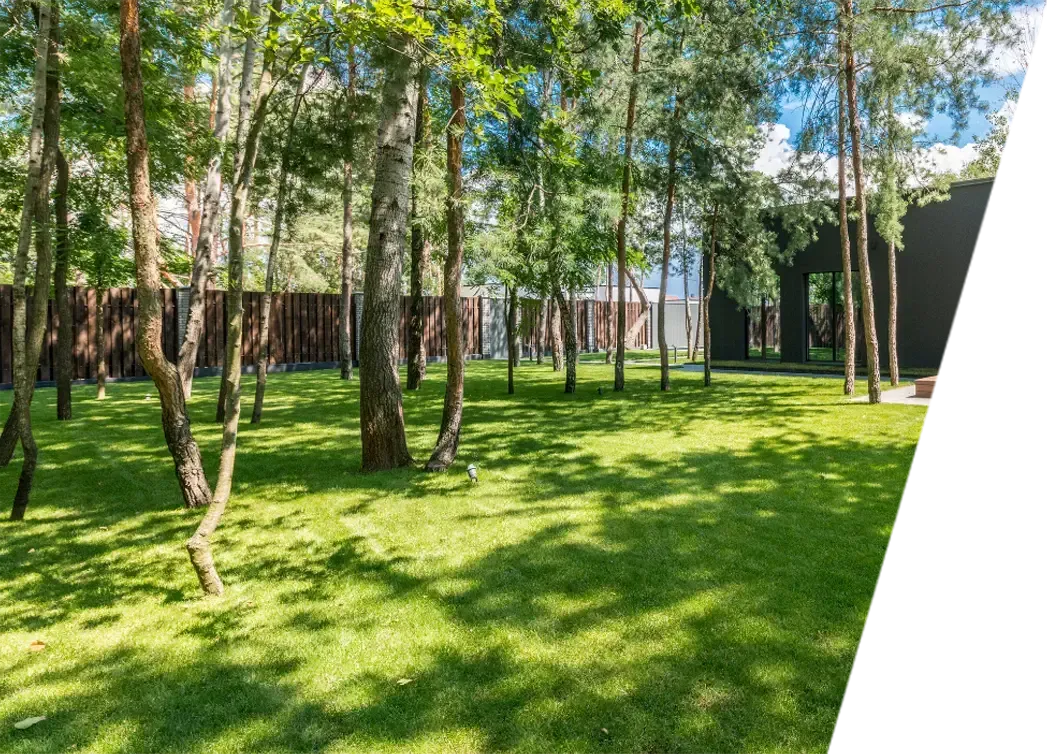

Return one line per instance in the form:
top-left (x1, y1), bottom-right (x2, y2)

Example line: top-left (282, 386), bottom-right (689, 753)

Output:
top-left (850, 384), bottom-right (930, 407)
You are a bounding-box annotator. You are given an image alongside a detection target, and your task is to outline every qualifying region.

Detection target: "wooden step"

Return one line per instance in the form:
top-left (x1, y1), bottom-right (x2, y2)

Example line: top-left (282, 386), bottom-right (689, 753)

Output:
top-left (914, 375), bottom-right (937, 399)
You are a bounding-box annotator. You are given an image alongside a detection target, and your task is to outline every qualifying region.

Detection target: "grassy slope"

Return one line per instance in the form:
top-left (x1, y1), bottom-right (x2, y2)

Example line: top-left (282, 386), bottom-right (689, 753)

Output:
top-left (0, 361), bottom-right (924, 753)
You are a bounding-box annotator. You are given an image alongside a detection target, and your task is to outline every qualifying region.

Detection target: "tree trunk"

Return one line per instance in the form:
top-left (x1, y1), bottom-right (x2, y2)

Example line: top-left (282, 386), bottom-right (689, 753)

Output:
top-left (359, 32), bottom-right (418, 471)
top-left (837, 14), bottom-right (856, 396)
top-left (622, 267), bottom-right (650, 346)
top-left (682, 254), bottom-right (692, 361)
top-left (658, 99), bottom-right (679, 391)
top-left (252, 62), bottom-right (308, 424)
top-left (843, 1), bottom-right (881, 403)
top-left (605, 264), bottom-right (613, 363)
top-left (10, 3), bottom-right (59, 520)
top-left (1, 0), bottom-right (52, 476)
top-left (550, 297), bottom-right (564, 371)
top-left (340, 157), bottom-right (355, 379)
top-left (614, 20), bottom-right (643, 392)
top-left (426, 81), bottom-right (466, 471)
top-left (702, 208), bottom-right (718, 387)
top-left (178, 0), bottom-right (236, 398)
top-left (118, 0), bottom-right (212, 529)
top-left (54, 149), bottom-right (73, 420)
top-left (407, 67), bottom-right (430, 390)
top-left (216, 0), bottom-right (262, 423)
top-left (760, 299), bottom-right (768, 359)
top-left (217, 0), bottom-right (279, 481)
top-left (95, 285), bottom-right (107, 399)
top-left (888, 239), bottom-right (899, 386)
top-left (507, 286), bottom-right (518, 394)
top-left (535, 299), bottom-right (547, 364)
top-left (339, 50), bottom-right (357, 380)
top-left (554, 285), bottom-right (577, 393)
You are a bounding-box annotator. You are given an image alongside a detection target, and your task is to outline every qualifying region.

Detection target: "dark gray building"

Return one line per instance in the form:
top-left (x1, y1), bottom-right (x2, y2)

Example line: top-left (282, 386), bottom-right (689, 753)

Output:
top-left (707, 172), bottom-right (1042, 374)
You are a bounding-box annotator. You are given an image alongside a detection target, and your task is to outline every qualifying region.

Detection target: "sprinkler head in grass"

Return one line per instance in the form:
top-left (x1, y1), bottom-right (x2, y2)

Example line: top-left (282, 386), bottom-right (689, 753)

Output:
top-left (598, 387), bottom-right (603, 396)
top-left (466, 464), bottom-right (478, 483)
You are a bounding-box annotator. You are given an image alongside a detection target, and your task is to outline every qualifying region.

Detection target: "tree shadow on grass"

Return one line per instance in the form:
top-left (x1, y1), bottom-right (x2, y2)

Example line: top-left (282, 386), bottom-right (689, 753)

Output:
top-left (0, 363), bottom-right (919, 753)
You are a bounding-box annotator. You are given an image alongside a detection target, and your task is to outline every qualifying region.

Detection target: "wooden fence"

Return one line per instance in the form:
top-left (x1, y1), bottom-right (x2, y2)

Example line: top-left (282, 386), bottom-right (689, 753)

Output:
top-left (517, 299), bottom-right (648, 356)
top-left (0, 286), bottom-right (648, 387)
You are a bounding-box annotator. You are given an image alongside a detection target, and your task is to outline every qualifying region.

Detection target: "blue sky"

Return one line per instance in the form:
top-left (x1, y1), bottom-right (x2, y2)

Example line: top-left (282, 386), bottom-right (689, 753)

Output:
top-left (649, 83), bottom-right (1012, 299)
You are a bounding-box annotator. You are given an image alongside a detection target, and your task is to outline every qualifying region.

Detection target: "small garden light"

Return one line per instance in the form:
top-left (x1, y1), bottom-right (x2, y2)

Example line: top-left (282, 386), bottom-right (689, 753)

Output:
top-left (466, 464), bottom-right (478, 483)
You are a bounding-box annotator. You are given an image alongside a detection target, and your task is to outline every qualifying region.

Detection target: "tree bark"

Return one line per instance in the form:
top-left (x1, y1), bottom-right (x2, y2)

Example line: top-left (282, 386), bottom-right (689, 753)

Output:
top-left (339, 49), bottom-right (358, 380)
top-left (658, 99), bottom-right (680, 391)
top-left (554, 285), bottom-right (577, 393)
top-left (216, 0), bottom-right (279, 486)
top-left (1, 0), bottom-right (52, 476)
top-left (550, 297), bottom-right (564, 371)
top-left (178, 0), bottom-right (236, 398)
top-left (359, 32), bottom-right (418, 471)
top-left (507, 286), bottom-right (518, 394)
top-left (702, 208), bottom-right (718, 387)
top-left (615, 20), bottom-right (642, 392)
top-left (842, 0), bottom-right (881, 403)
top-left (9, 3), bottom-right (58, 520)
top-left (426, 81), bottom-right (466, 471)
top-left (887, 239), bottom-right (899, 386)
top-left (252, 63), bottom-right (308, 423)
top-left (54, 149), bottom-right (73, 420)
top-left (340, 157), bottom-right (355, 379)
top-left (407, 67), bottom-right (430, 390)
top-left (605, 264), bottom-right (613, 363)
top-left (95, 285), bottom-right (107, 399)
top-left (680, 197), bottom-right (693, 361)
top-left (837, 13), bottom-right (856, 396)
top-left (535, 299), bottom-right (546, 364)
top-left (118, 0), bottom-right (213, 529)
top-left (216, 0), bottom-right (262, 423)
top-left (622, 267), bottom-right (650, 346)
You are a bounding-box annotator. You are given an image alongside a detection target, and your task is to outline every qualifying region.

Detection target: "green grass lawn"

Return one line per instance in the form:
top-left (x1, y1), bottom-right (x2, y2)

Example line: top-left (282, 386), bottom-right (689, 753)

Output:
top-left (0, 361), bottom-right (924, 753)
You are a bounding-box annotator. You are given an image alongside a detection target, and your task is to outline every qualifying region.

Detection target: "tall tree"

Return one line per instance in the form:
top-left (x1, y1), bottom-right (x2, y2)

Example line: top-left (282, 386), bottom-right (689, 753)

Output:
top-left (53, 149), bottom-right (73, 419)
top-left (407, 67), bottom-right (430, 390)
top-left (841, 0), bottom-right (881, 403)
top-left (117, 0), bottom-right (213, 564)
top-left (614, 20), bottom-right (643, 392)
top-left (426, 78), bottom-right (466, 470)
top-left (837, 16), bottom-right (856, 396)
top-left (252, 61), bottom-right (310, 423)
top-left (359, 31), bottom-right (419, 471)
top-left (6, 0), bottom-right (58, 519)
top-left (178, 0), bottom-right (236, 399)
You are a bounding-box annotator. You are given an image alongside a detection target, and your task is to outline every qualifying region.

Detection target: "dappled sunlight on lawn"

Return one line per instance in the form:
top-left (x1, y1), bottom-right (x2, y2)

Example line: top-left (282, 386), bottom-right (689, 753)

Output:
top-left (0, 361), bottom-right (924, 753)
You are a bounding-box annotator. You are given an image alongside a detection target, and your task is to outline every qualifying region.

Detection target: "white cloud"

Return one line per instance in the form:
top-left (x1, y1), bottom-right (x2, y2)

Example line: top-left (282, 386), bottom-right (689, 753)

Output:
top-left (915, 143), bottom-right (979, 176)
top-left (987, 4), bottom-right (1042, 77)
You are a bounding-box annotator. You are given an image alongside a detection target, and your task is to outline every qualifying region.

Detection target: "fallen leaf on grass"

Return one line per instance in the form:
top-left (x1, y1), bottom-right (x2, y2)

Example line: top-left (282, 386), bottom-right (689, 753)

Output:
top-left (28, 640), bottom-right (46, 652)
top-left (13, 716), bottom-right (46, 730)
top-left (396, 678), bottom-right (414, 686)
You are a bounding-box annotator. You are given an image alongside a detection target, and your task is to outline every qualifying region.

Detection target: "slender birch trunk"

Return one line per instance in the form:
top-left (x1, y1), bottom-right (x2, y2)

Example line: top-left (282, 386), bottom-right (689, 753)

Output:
top-left (216, 0), bottom-right (262, 423)
top-left (1, 0), bottom-right (52, 474)
top-left (178, 0), bottom-right (236, 398)
top-left (702, 208), bottom-right (719, 387)
top-left (252, 62), bottom-right (309, 423)
top-left (536, 300), bottom-right (547, 364)
top-left (658, 98), bottom-right (680, 391)
top-left (407, 67), bottom-right (430, 390)
top-left (507, 286), bottom-right (518, 394)
top-left (887, 239), bottom-right (899, 386)
top-left (842, 0), bottom-right (881, 403)
top-left (615, 20), bottom-right (643, 391)
top-left (426, 81), bottom-right (466, 471)
top-left (9, 3), bottom-right (58, 518)
top-left (554, 284), bottom-right (577, 394)
top-left (339, 45), bottom-right (357, 380)
top-left (95, 285), bottom-right (107, 399)
top-left (837, 14), bottom-right (856, 395)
